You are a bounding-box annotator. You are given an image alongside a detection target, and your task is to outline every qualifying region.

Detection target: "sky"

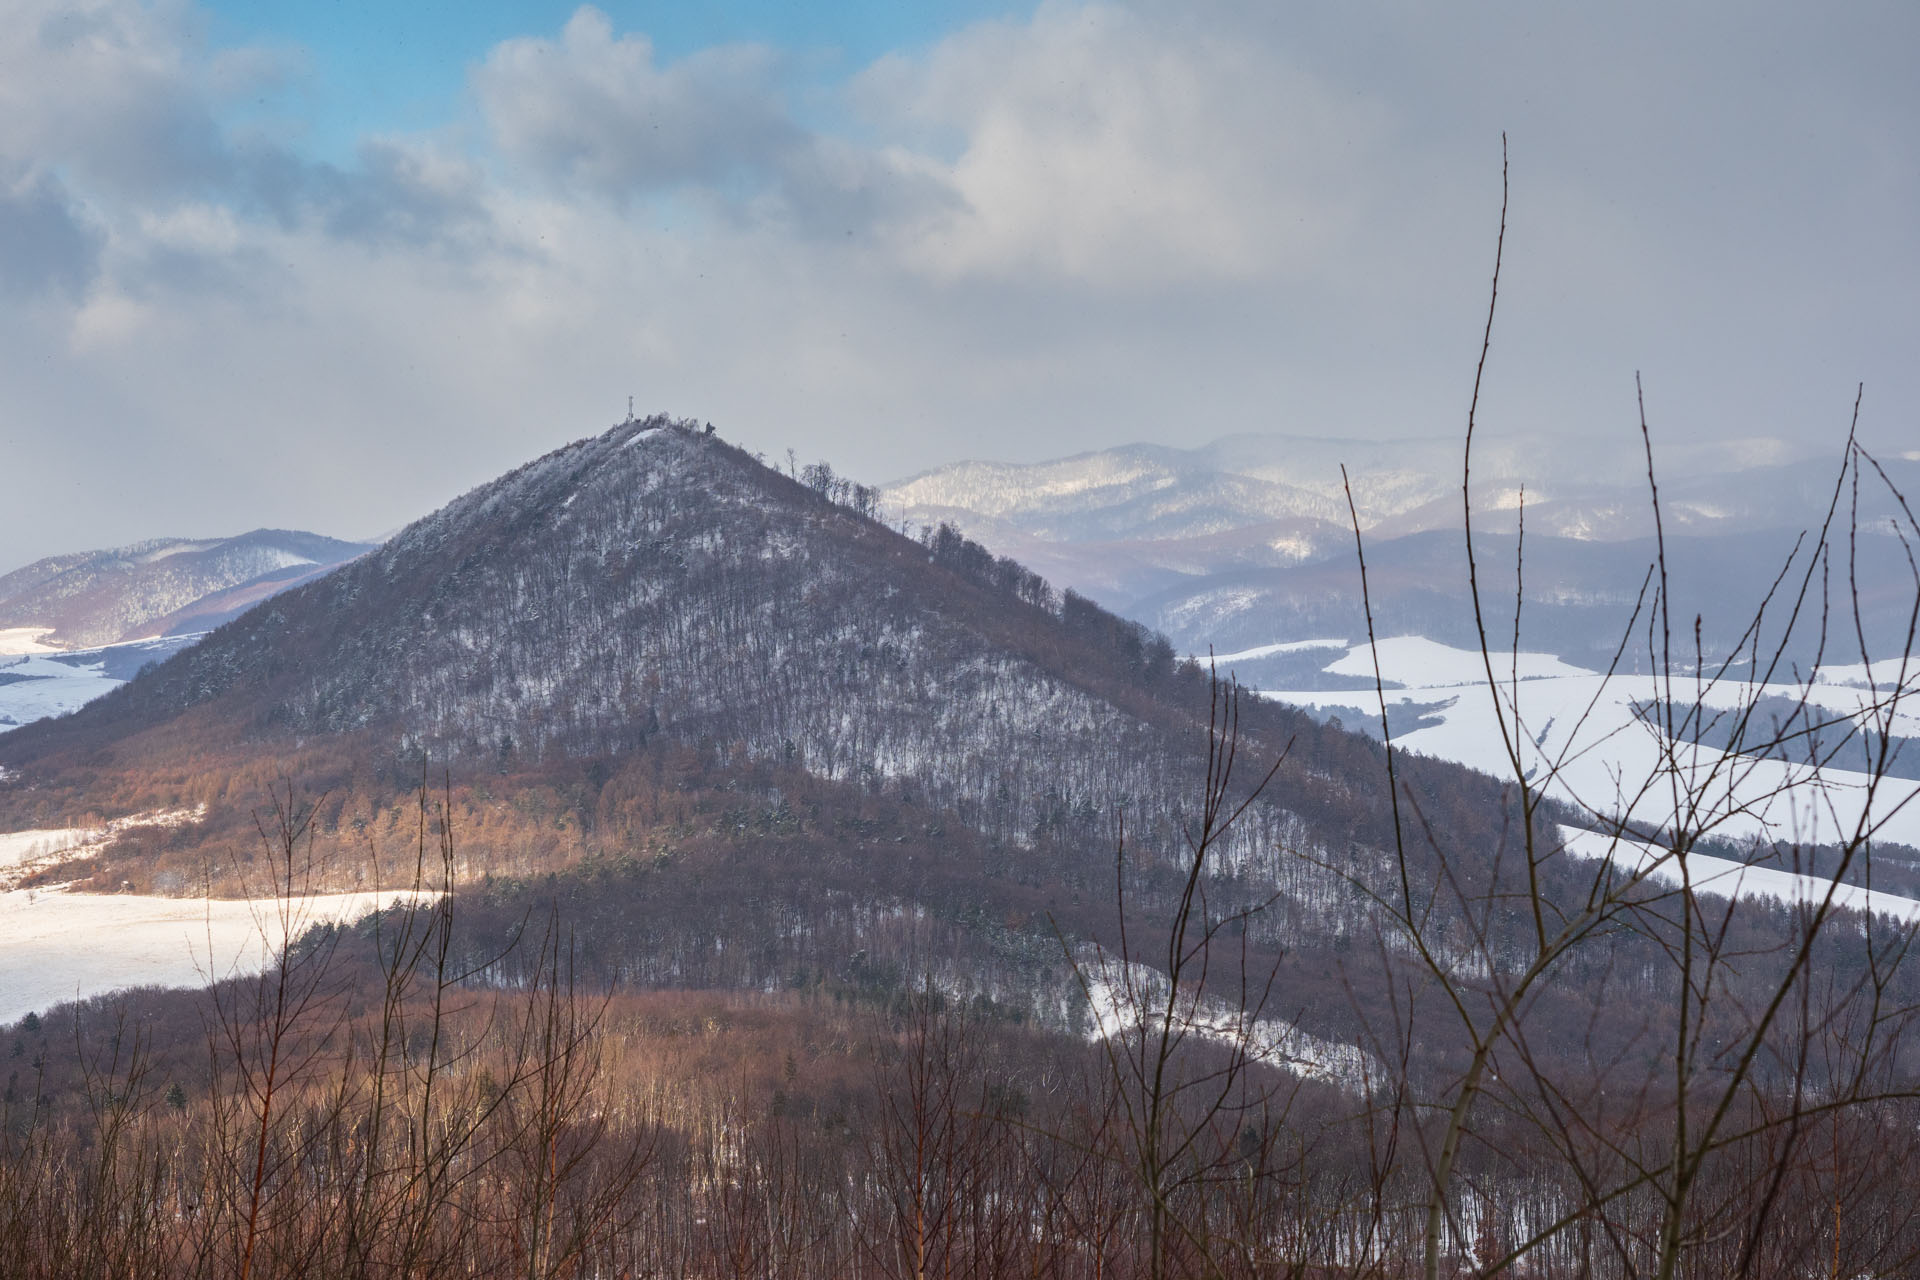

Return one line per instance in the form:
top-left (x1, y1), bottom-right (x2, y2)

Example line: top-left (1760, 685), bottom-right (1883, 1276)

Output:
top-left (0, 0), bottom-right (1915, 564)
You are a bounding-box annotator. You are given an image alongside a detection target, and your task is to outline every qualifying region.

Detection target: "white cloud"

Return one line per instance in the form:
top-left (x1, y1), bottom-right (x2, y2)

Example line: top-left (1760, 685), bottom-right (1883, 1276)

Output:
top-left (860, 1), bottom-right (1381, 286)
top-left (474, 7), bottom-right (799, 198)
top-left (68, 289), bottom-right (151, 351)
top-left (0, 0), bottom-right (1913, 573)
top-left (0, 0), bottom-right (229, 200)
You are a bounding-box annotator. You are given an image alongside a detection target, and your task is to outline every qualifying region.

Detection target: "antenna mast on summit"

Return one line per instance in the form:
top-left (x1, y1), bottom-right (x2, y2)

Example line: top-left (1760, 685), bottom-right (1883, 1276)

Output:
top-left (627, 395), bottom-right (634, 425)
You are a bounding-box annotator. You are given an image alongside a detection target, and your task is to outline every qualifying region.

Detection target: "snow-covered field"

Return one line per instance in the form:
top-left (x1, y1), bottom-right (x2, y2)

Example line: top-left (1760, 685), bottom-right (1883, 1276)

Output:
top-left (0, 652), bottom-right (122, 726)
top-left (0, 886), bottom-right (429, 1026)
top-left (1558, 825), bottom-right (1920, 923)
top-left (0, 826), bottom-right (95, 870)
top-left (1251, 636), bottom-right (1920, 850)
top-left (0, 634), bottom-right (201, 731)
top-left (0, 809), bottom-right (428, 1026)
top-left (0, 627), bottom-right (62, 654)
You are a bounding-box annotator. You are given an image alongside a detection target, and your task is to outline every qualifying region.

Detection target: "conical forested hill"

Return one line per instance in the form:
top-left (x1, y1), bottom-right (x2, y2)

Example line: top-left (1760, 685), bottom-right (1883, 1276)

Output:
top-left (2, 417), bottom-right (1295, 855)
top-left (0, 415), bottom-right (1513, 988)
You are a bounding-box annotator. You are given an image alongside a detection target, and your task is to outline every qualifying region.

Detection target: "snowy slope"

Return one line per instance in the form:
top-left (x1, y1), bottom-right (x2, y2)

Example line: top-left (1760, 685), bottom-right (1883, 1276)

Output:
top-left (1075, 945), bottom-right (1378, 1091)
top-left (1559, 825), bottom-right (1920, 923)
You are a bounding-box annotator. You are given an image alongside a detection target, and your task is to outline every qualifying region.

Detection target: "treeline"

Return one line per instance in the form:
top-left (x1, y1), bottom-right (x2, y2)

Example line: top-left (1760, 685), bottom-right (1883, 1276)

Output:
top-left (797, 458), bottom-right (881, 520)
top-left (919, 519), bottom-right (1182, 683)
top-left (9, 929), bottom-right (1920, 1279)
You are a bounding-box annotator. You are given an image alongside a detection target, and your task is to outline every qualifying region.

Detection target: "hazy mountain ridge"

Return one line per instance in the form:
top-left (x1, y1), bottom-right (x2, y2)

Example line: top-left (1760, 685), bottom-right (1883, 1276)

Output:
top-left (885, 431), bottom-right (1824, 548)
top-left (0, 529), bottom-right (373, 649)
top-left (887, 432), bottom-right (1919, 667)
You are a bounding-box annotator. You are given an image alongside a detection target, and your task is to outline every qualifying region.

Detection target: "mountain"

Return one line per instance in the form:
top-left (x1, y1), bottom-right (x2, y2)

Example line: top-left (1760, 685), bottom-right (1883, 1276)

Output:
top-left (5, 423), bottom-right (1200, 789)
top-left (0, 529), bottom-right (372, 651)
top-left (0, 416), bottom-right (1518, 1044)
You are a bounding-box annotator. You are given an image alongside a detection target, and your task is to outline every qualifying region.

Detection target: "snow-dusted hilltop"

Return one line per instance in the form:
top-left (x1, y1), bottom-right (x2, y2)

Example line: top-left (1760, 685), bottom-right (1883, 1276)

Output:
top-left (1, 417), bottom-right (1246, 861)
top-left (0, 529), bottom-right (372, 650)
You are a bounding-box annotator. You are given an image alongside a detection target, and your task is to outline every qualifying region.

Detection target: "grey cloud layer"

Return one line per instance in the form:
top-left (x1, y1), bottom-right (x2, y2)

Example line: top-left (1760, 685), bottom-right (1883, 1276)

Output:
top-left (0, 169), bottom-right (101, 295)
top-left (0, 0), bottom-right (1913, 569)
top-left (472, 8), bottom-right (960, 244)
top-left (475, 10), bottom-right (801, 197)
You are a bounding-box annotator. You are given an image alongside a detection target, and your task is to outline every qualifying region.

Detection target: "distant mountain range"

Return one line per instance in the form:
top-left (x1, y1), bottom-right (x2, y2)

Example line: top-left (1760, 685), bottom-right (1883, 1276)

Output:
top-left (0, 529), bottom-right (372, 733)
top-left (0, 529), bottom-right (372, 652)
top-left (885, 432), bottom-right (1919, 668)
top-left (886, 431), bottom-right (1825, 543)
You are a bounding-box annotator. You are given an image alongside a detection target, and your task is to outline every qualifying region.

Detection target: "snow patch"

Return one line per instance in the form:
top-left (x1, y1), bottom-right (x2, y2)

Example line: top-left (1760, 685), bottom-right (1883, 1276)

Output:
top-left (1076, 947), bottom-right (1377, 1092)
top-left (131, 540), bottom-right (222, 565)
top-left (1322, 635), bottom-right (1595, 686)
top-left (1210, 638), bottom-right (1349, 665)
